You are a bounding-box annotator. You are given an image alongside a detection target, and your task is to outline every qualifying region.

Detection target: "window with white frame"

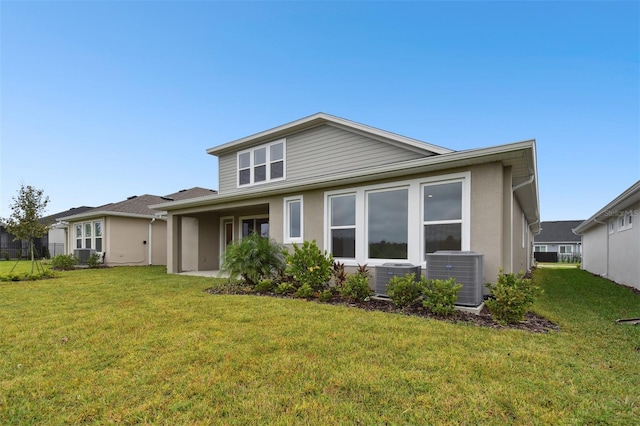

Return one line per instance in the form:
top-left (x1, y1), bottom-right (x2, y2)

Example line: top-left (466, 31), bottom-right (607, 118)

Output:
top-left (559, 245), bottom-right (573, 254)
top-left (237, 139), bottom-right (285, 187)
top-left (329, 194), bottom-right (356, 259)
top-left (75, 220), bottom-right (103, 251)
top-left (325, 173), bottom-right (470, 265)
top-left (423, 181), bottom-right (462, 255)
top-left (534, 245), bottom-right (547, 252)
top-left (619, 211), bottom-right (634, 231)
top-left (609, 220), bottom-right (615, 234)
top-left (284, 196), bottom-right (303, 244)
top-left (368, 188), bottom-right (408, 259)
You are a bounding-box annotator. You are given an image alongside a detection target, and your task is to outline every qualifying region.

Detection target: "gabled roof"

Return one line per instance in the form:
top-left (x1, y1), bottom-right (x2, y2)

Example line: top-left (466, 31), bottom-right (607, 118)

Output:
top-left (59, 187), bottom-right (217, 221)
top-left (206, 112), bottom-right (454, 157)
top-left (574, 180), bottom-right (640, 234)
top-left (535, 221), bottom-right (584, 243)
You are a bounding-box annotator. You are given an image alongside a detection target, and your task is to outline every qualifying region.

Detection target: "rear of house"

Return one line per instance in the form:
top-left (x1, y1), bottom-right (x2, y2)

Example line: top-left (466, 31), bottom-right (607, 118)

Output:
top-left (153, 113), bottom-right (540, 296)
top-left (574, 181), bottom-right (640, 290)
top-left (58, 188), bottom-right (215, 266)
top-left (533, 220), bottom-right (583, 263)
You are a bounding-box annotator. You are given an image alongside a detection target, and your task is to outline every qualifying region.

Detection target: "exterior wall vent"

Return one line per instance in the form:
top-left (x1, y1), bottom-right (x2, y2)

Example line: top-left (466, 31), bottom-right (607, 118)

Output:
top-left (426, 251), bottom-right (484, 307)
top-left (374, 263), bottom-right (422, 296)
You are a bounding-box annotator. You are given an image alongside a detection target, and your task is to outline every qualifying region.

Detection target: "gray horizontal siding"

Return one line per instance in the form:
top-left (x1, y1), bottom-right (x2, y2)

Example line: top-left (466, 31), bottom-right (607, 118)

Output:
top-left (218, 124), bottom-right (431, 193)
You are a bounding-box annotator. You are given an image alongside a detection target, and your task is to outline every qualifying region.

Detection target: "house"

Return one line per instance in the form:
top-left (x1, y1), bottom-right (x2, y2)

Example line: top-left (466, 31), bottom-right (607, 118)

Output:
top-left (533, 220), bottom-right (583, 262)
top-left (152, 113), bottom-right (540, 288)
top-left (58, 187), bottom-right (216, 266)
top-left (42, 206), bottom-right (95, 257)
top-left (574, 180), bottom-right (640, 290)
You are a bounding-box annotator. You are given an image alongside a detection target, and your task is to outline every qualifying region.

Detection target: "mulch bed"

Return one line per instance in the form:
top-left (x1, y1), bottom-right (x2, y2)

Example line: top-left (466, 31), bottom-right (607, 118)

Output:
top-left (206, 288), bottom-right (559, 334)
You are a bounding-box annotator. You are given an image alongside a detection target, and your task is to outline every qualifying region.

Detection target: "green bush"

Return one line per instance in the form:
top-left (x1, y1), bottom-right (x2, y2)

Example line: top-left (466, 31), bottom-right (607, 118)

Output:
top-left (386, 273), bottom-right (425, 308)
top-left (339, 273), bottom-right (372, 302)
top-left (86, 253), bottom-right (102, 268)
top-left (294, 283), bottom-right (315, 299)
top-left (50, 254), bottom-right (78, 271)
top-left (485, 269), bottom-right (541, 325)
top-left (286, 240), bottom-right (333, 291)
top-left (221, 233), bottom-right (287, 285)
top-left (1, 251), bottom-right (9, 261)
top-left (423, 278), bottom-right (463, 316)
top-left (255, 279), bottom-right (275, 294)
top-left (318, 289), bottom-right (333, 302)
top-left (274, 282), bottom-right (295, 295)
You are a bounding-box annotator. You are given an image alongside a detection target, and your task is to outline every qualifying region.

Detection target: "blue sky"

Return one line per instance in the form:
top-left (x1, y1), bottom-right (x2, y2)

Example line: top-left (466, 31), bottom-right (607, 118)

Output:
top-left (1, 1), bottom-right (638, 222)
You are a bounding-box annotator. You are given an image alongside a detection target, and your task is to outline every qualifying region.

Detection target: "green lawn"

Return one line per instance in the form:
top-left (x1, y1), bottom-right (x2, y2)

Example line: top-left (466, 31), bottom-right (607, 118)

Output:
top-left (1, 266), bottom-right (639, 424)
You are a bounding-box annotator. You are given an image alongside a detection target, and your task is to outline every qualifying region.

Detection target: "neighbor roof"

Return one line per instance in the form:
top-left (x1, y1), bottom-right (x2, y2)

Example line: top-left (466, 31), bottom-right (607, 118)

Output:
top-left (535, 221), bottom-right (583, 243)
top-left (41, 206), bottom-right (95, 225)
top-left (574, 180), bottom-right (640, 234)
top-left (59, 187), bottom-right (217, 221)
top-left (206, 112), bottom-right (454, 157)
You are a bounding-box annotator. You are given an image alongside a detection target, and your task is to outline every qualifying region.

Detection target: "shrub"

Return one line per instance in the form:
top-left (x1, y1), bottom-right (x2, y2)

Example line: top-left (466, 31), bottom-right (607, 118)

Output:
top-left (50, 254), bottom-right (78, 271)
top-left (332, 261), bottom-right (346, 288)
top-left (1, 251), bottom-right (9, 261)
top-left (423, 278), bottom-right (463, 316)
top-left (274, 282), bottom-right (295, 295)
top-left (221, 233), bottom-right (287, 285)
top-left (386, 273), bottom-right (425, 308)
top-left (255, 279), bottom-right (275, 294)
top-left (318, 289), bottom-right (333, 302)
top-left (294, 283), bottom-right (315, 299)
top-left (339, 273), bottom-right (372, 302)
top-left (86, 253), bottom-right (102, 268)
top-left (485, 269), bottom-right (541, 324)
top-left (286, 240), bottom-right (333, 291)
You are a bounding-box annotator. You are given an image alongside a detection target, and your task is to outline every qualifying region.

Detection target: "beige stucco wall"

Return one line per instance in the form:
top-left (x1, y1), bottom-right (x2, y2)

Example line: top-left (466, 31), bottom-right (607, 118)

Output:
top-left (166, 161), bottom-right (531, 281)
top-left (469, 162), bottom-right (504, 283)
top-left (105, 216), bottom-right (167, 266)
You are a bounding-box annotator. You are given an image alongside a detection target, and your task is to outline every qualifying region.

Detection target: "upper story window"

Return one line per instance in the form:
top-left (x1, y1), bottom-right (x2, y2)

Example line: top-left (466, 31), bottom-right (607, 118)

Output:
top-left (237, 139), bottom-right (285, 187)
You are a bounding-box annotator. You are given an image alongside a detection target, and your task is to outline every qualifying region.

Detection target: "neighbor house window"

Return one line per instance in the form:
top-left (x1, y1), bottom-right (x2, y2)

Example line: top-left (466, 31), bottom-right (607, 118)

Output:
top-left (620, 211), bottom-right (634, 231)
top-left (329, 194), bottom-right (356, 259)
top-left (423, 181), bottom-right (462, 254)
top-left (75, 224), bottom-right (82, 249)
top-left (559, 245), bottom-right (573, 254)
top-left (237, 139), bottom-right (285, 187)
top-left (367, 188), bottom-right (408, 259)
top-left (284, 196), bottom-right (303, 244)
top-left (75, 220), bottom-right (104, 251)
top-left (95, 222), bottom-right (103, 252)
top-left (534, 245), bottom-right (547, 252)
top-left (609, 220), bottom-right (615, 234)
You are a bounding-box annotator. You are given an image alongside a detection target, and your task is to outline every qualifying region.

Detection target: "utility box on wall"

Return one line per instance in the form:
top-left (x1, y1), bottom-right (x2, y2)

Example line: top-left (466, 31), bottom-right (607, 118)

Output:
top-left (426, 251), bottom-right (484, 307)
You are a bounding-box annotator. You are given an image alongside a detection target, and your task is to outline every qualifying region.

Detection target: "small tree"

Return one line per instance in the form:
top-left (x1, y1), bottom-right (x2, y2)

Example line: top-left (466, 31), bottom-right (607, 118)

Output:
top-left (1, 184), bottom-right (50, 274)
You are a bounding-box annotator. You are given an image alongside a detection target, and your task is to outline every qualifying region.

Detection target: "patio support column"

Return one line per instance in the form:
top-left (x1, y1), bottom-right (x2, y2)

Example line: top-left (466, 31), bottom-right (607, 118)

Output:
top-left (167, 214), bottom-right (182, 274)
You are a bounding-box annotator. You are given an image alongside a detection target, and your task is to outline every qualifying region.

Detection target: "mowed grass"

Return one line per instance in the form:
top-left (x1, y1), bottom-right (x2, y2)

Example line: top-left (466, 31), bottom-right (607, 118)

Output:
top-left (1, 266), bottom-right (639, 424)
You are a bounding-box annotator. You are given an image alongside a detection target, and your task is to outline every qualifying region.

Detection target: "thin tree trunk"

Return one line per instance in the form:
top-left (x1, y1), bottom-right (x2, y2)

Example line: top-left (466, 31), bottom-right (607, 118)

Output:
top-left (30, 240), bottom-right (35, 274)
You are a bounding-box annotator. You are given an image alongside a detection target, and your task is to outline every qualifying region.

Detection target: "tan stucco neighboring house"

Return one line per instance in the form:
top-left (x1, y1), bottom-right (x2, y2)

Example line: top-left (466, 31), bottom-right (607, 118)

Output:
top-left (58, 187), bottom-right (216, 266)
top-left (574, 180), bottom-right (640, 290)
top-left (151, 113), bottom-right (540, 287)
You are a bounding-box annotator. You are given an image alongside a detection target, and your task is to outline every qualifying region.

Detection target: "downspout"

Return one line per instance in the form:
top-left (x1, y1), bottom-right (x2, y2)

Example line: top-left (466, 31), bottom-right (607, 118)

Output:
top-left (511, 174), bottom-right (535, 273)
top-left (148, 218), bottom-right (156, 265)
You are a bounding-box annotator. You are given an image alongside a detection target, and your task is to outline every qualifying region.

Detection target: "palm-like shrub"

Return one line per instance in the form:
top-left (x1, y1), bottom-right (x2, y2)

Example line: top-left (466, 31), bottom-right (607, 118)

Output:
top-left (221, 233), bottom-right (287, 285)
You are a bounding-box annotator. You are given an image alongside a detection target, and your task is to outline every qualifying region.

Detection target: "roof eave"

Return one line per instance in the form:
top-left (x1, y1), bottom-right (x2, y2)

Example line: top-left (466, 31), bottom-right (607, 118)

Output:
top-left (574, 180), bottom-right (640, 234)
top-left (206, 112), bottom-right (454, 157)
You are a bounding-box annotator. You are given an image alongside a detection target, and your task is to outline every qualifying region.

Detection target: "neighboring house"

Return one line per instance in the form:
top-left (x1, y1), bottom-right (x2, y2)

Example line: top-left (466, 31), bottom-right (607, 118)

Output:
top-left (574, 180), bottom-right (640, 290)
top-left (41, 206), bottom-right (95, 257)
top-left (58, 187), bottom-right (216, 266)
top-left (533, 220), bottom-right (583, 262)
top-left (151, 113), bottom-right (540, 287)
